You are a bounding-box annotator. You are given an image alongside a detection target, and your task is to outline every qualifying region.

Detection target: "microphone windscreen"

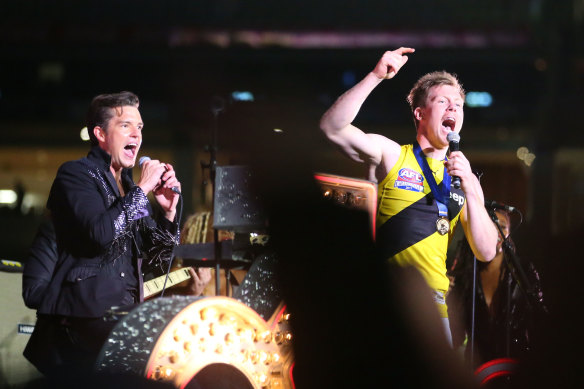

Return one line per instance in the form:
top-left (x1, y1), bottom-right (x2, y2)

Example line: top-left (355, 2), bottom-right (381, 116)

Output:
top-left (139, 156), bottom-right (151, 168)
top-left (446, 132), bottom-right (460, 143)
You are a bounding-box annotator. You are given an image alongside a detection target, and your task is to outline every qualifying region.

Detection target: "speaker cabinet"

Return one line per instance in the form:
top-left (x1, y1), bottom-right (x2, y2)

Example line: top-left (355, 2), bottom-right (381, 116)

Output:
top-left (213, 166), bottom-right (267, 233)
top-left (0, 270), bottom-right (42, 387)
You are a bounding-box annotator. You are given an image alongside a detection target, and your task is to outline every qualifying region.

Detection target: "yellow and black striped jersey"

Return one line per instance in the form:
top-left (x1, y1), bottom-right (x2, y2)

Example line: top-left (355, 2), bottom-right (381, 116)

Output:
top-left (376, 144), bottom-right (465, 294)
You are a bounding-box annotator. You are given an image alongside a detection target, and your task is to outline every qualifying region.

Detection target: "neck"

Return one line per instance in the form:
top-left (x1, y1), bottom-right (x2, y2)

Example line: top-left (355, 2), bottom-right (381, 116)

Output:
top-left (483, 251), bottom-right (504, 273)
top-left (416, 136), bottom-right (448, 160)
top-left (111, 165), bottom-right (126, 196)
top-left (110, 165), bottom-right (123, 179)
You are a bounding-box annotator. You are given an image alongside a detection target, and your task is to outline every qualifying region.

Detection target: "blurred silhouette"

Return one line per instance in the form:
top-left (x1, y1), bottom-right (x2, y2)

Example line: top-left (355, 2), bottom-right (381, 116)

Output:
top-left (14, 180), bottom-right (26, 215)
top-left (512, 223), bottom-right (584, 389)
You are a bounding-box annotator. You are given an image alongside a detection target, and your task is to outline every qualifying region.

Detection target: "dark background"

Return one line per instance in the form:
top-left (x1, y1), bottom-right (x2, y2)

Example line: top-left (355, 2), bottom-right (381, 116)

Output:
top-left (1, 0), bottom-right (583, 289)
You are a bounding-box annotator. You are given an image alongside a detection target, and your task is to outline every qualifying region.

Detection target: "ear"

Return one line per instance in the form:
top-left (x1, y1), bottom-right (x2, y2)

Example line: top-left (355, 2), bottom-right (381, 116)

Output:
top-left (93, 126), bottom-right (106, 143)
top-left (414, 107), bottom-right (423, 121)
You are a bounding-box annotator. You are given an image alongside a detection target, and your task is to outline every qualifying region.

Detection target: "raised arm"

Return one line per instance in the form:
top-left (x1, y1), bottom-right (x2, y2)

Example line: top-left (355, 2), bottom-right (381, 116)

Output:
top-left (319, 48), bottom-right (415, 172)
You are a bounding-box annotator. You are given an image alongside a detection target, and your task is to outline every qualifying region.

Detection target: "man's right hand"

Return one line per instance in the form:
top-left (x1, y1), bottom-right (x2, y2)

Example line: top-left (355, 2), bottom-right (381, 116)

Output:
top-left (372, 47), bottom-right (415, 79)
top-left (137, 158), bottom-right (168, 194)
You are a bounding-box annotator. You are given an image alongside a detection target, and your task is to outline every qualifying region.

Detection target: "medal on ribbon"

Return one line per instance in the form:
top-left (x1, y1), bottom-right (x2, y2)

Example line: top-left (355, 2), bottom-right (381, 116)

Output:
top-left (436, 217), bottom-right (450, 235)
top-left (413, 142), bottom-right (452, 235)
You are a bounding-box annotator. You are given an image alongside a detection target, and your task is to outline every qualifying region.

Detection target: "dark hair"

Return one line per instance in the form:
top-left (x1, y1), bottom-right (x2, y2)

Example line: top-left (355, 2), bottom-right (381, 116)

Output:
top-left (406, 71), bottom-right (465, 129)
top-left (86, 91), bottom-right (140, 146)
top-left (449, 210), bottom-right (515, 289)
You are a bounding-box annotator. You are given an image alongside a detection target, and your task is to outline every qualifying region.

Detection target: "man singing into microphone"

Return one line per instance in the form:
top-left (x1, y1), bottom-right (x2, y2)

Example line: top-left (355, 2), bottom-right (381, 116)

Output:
top-left (319, 48), bottom-right (498, 344)
top-left (26, 91), bottom-right (182, 377)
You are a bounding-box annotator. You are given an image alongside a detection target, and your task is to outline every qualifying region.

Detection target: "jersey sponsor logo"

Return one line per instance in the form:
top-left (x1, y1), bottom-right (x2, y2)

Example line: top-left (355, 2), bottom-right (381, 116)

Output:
top-left (450, 191), bottom-right (465, 206)
top-left (395, 168), bottom-right (424, 192)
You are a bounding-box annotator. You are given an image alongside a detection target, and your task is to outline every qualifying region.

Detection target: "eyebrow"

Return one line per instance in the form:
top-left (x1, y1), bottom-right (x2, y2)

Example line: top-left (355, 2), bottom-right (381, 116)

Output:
top-left (118, 120), bottom-right (143, 126)
top-left (431, 94), bottom-right (463, 102)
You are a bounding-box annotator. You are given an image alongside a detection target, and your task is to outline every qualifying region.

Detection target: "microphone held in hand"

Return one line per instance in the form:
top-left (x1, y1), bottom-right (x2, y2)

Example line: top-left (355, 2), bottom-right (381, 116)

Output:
top-left (485, 200), bottom-right (516, 213)
top-left (138, 155), bottom-right (151, 169)
top-left (139, 156), bottom-right (181, 195)
top-left (447, 132), bottom-right (461, 189)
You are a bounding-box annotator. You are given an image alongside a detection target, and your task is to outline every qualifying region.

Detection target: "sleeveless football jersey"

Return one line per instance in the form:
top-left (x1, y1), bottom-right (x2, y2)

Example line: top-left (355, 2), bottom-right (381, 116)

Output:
top-left (377, 144), bottom-right (465, 296)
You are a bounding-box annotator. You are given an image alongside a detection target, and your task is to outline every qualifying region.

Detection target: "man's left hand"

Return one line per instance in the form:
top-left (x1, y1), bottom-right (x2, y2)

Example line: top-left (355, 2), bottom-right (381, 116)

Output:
top-left (186, 267), bottom-right (212, 296)
top-left (444, 151), bottom-right (474, 192)
top-left (153, 162), bottom-right (181, 221)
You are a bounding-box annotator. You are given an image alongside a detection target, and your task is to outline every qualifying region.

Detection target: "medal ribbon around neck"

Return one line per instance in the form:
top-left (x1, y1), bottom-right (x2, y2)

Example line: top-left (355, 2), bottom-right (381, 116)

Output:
top-left (413, 142), bottom-right (452, 219)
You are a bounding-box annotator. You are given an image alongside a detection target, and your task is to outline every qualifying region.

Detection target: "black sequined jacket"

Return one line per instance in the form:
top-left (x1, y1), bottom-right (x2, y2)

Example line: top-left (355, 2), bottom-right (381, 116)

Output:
top-left (22, 218), bottom-right (58, 310)
top-left (38, 146), bottom-right (178, 318)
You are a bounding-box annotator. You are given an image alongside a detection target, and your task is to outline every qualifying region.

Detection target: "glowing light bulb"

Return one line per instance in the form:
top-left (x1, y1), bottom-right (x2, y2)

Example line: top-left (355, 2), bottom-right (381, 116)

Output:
top-left (274, 332), bottom-right (284, 344)
top-left (209, 322), bottom-right (217, 336)
top-left (0, 190), bottom-right (17, 205)
top-left (200, 307), bottom-right (218, 321)
top-left (80, 127), bottom-right (90, 141)
top-left (255, 372), bottom-right (269, 386)
top-left (225, 332), bottom-right (237, 345)
top-left (168, 351), bottom-right (179, 364)
top-left (524, 153), bottom-right (536, 166)
top-left (258, 350), bottom-right (270, 364)
top-left (238, 327), bottom-right (255, 342)
top-left (257, 330), bottom-right (272, 343)
top-left (250, 350), bottom-right (259, 364)
top-left (517, 147), bottom-right (529, 160)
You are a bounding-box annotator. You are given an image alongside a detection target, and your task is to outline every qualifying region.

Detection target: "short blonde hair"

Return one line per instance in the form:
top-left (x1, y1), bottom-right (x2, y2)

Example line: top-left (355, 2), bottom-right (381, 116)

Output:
top-left (406, 71), bottom-right (465, 128)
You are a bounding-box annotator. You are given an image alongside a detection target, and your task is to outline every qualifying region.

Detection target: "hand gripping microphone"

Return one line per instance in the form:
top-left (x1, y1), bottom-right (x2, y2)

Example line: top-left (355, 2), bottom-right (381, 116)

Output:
top-left (447, 132), bottom-right (461, 189)
top-left (139, 156), bottom-right (181, 194)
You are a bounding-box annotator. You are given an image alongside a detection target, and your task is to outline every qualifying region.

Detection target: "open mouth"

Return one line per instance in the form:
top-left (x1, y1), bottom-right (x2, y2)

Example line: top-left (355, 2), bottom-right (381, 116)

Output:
top-left (442, 118), bottom-right (456, 132)
top-left (124, 143), bottom-right (139, 158)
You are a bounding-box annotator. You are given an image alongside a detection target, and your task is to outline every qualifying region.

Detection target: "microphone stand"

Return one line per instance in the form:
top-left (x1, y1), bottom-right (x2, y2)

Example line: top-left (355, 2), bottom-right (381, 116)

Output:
top-left (491, 212), bottom-right (546, 314)
top-left (470, 250), bottom-right (477, 367)
top-left (486, 208), bottom-right (547, 358)
top-left (468, 169), bottom-right (483, 369)
top-left (201, 96), bottom-right (225, 296)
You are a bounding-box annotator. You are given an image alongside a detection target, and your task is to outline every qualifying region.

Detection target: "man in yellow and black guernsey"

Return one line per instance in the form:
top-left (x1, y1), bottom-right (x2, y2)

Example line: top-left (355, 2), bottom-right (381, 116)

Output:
top-left (319, 47), bottom-right (498, 345)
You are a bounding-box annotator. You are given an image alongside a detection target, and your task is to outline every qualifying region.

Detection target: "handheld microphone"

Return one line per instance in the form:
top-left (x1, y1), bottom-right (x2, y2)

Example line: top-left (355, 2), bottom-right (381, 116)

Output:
top-left (446, 132), bottom-right (461, 189)
top-left (138, 156), bottom-right (151, 169)
top-left (485, 200), bottom-right (516, 213)
top-left (139, 156), bottom-right (181, 195)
